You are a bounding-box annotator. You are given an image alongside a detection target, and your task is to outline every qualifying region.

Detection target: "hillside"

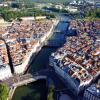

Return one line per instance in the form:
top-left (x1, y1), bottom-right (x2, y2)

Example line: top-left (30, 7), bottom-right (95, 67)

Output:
top-left (0, 0), bottom-right (71, 3)
top-left (30, 0), bottom-right (71, 3)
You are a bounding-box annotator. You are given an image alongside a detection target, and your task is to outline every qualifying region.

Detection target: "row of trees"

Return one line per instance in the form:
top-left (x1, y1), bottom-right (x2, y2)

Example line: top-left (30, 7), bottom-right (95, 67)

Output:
top-left (85, 8), bottom-right (100, 18)
top-left (0, 7), bottom-right (55, 22)
top-left (0, 83), bottom-right (9, 100)
top-left (12, 1), bottom-right (35, 9)
top-left (75, 7), bottom-right (100, 20)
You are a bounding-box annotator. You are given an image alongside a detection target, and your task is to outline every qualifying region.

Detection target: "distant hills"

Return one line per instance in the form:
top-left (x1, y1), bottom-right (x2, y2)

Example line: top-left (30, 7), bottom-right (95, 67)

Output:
top-left (1, 0), bottom-right (95, 3)
top-left (15, 0), bottom-right (71, 3)
top-left (30, 0), bottom-right (71, 3)
top-left (0, 0), bottom-right (71, 3)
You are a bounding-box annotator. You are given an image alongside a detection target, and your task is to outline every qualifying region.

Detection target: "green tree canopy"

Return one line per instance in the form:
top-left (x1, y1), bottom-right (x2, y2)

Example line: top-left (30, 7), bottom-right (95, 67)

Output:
top-left (0, 7), bottom-right (55, 22)
top-left (0, 83), bottom-right (9, 100)
top-left (96, 8), bottom-right (100, 18)
top-left (47, 85), bottom-right (55, 100)
top-left (85, 8), bottom-right (100, 18)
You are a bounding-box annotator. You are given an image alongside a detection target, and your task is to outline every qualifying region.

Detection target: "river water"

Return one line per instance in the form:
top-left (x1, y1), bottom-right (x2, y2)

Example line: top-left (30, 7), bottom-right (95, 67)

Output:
top-left (12, 15), bottom-right (70, 100)
top-left (12, 80), bottom-right (47, 100)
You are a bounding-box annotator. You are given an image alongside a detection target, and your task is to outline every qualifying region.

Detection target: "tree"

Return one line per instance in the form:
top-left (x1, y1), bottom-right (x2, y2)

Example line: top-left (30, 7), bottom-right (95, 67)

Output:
top-left (0, 83), bottom-right (9, 100)
top-left (47, 85), bottom-right (55, 100)
top-left (85, 8), bottom-right (94, 18)
top-left (96, 8), bottom-right (100, 18)
top-left (76, 0), bottom-right (79, 4)
top-left (85, 8), bottom-right (100, 18)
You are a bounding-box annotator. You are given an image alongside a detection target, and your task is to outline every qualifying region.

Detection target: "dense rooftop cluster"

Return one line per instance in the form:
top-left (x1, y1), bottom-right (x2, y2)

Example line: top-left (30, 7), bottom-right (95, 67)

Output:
top-left (0, 20), bottom-right (53, 68)
top-left (51, 19), bottom-right (100, 84)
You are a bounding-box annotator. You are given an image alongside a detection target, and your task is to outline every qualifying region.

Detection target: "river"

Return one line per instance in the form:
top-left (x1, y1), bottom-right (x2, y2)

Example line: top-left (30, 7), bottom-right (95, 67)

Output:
top-left (12, 15), bottom-right (70, 100)
top-left (12, 80), bottom-right (47, 100)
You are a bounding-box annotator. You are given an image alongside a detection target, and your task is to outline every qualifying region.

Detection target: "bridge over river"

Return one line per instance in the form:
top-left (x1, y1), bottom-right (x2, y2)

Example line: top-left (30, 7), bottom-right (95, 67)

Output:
top-left (12, 74), bottom-right (47, 87)
top-left (3, 73), bottom-right (47, 88)
top-left (7, 73), bottom-right (47, 100)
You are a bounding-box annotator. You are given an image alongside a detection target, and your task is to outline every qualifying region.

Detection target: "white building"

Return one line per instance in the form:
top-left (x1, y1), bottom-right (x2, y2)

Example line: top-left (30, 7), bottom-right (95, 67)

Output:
top-left (0, 17), bottom-right (5, 23)
top-left (21, 16), bottom-right (46, 21)
top-left (20, 17), bottom-right (35, 21)
top-left (69, 0), bottom-right (85, 5)
top-left (0, 65), bottom-right (12, 80)
top-left (70, 0), bottom-right (77, 5)
top-left (0, 2), bottom-right (8, 7)
top-left (55, 5), bottom-right (63, 9)
top-left (65, 6), bottom-right (78, 13)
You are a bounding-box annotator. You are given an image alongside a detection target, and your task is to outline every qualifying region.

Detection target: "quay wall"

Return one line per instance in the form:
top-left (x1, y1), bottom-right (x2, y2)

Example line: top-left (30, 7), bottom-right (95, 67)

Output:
top-left (52, 61), bottom-right (78, 94)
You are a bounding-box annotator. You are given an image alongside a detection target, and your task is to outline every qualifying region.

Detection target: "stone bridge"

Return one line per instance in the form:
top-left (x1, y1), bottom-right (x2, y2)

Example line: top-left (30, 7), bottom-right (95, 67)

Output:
top-left (12, 74), bottom-right (47, 87)
top-left (8, 73), bottom-right (47, 100)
